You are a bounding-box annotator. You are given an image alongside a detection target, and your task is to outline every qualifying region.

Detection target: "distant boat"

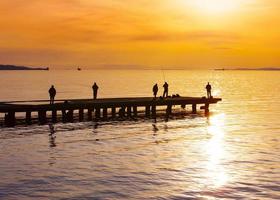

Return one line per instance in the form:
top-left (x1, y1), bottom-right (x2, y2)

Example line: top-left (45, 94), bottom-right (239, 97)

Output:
top-left (77, 67), bottom-right (81, 71)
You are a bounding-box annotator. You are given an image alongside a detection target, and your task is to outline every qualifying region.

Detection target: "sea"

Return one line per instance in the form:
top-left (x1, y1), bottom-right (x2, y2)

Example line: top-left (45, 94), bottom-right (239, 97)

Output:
top-left (0, 70), bottom-right (279, 199)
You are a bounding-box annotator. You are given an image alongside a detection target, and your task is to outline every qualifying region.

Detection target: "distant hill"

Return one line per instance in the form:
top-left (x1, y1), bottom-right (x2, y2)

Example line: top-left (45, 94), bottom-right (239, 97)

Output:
top-left (0, 65), bottom-right (49, 70)
top-left (215, 67), bottom-right (280, 71)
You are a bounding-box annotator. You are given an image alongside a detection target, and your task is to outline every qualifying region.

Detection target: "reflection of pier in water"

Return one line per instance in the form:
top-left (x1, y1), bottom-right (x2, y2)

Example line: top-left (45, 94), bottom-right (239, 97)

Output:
top-left (0, 97), bottom-right (222, 127)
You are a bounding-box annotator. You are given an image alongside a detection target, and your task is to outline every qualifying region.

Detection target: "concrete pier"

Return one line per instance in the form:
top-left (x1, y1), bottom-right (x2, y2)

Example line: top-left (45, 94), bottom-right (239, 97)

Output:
top-left (0, 96), bottom-right (222, 127)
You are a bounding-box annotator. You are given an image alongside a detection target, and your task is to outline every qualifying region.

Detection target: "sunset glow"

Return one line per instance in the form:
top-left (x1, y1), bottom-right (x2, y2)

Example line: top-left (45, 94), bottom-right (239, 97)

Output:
top-left (189, 0), bottom-right (242, 14)
top-left (0, 0), bottom-right (279, 69)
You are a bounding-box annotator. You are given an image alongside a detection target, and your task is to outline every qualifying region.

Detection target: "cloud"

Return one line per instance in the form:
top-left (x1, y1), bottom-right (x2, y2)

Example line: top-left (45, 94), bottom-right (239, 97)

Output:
top-left (213, 47), bottom-right (235, 51)
top-left (130, 30), bottom-right (241, 46)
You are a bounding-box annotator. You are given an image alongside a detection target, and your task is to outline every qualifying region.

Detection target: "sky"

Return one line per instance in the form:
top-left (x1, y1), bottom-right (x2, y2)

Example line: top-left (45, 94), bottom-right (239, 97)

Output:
top-left (0, 0), bottom-right (279, 69)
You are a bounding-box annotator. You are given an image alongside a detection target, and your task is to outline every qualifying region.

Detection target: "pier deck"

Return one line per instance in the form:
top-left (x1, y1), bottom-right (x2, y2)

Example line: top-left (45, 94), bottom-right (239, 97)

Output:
top-left (0, 96), bottom-right (222, 127)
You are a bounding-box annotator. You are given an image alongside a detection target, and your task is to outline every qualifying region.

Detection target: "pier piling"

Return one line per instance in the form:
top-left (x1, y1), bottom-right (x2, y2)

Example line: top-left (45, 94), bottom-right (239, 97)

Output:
top-left (67, 110), bottom-right (74, 123)
top-left (52, 110), bottom-right (57, 123)
top-left (103, 107), bottom-right (108, 120)
top-left (192, 104), bottom-right (197, 114)
top-left (38, 110), bottom-right (47, 124)
top-left (166, 104), bottom-right (172, 117)
top-left (79, 109), bottom-right (84, 122)
top-left (5, 112), bottom-right (15, 127)
top-left (152, 105), bottom-right (156, 118)
top-left (87, 108), bottom-right (93, 121)
top-left (127, 106), bottom-right (132, 118)
top-left (205, 103), bottom-right (209, 114)
top-left (145, 106), bottom-right (151, 117)
top-left (26, 111), bottom-right (32, 125)
top-left (111, 107), bottom-right (116, 118)
top-left (95, 107), bottom-right (101, 120)
top-left (133, 106), bottom-right (137, 117)
top-left (119, 107), bottom-right (125, 118)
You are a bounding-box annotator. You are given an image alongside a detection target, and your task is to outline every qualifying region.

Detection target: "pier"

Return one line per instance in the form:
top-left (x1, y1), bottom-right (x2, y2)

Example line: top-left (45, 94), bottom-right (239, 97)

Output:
top-left (0, 96), bottom-right (222, 127)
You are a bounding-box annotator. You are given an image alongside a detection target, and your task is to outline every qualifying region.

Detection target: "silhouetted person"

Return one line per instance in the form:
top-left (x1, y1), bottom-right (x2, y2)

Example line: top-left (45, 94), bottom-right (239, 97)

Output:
top-left (92, 82), bottom-right (99, 100)
top-left (163, 82), bottom-right (169, 98)
top-left (49, 85), bottom-right (56, 104)
top-left (153, 83), bottom-right (158, 98)
top-left (206, 82), bottom-right (212, 98)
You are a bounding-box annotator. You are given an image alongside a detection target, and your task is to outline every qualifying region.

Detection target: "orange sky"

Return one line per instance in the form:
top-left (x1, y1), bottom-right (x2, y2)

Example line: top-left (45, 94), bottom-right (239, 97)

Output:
top-left (0, 0), bottom-right (279, 69)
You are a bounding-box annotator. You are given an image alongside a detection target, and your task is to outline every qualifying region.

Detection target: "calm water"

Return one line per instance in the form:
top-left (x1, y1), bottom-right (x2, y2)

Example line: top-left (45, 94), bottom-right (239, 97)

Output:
top-left (0, 70), bottom-right (279, 199)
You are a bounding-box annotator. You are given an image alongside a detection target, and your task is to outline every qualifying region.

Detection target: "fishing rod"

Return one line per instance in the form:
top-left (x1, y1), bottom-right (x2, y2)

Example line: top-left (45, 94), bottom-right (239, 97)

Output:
top-left (161, 67), bottom-right (166, 82)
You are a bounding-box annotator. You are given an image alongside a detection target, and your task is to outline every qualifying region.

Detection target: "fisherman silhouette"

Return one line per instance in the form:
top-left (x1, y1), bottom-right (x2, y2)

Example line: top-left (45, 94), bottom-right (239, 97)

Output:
top-left (153, 83), bottom-right (158, 98)
top-left (163, 82), bottom-right (169, 98)
top-left (206, 82), bottom-right (212, 98)
top-left (49, 85), bottom-right (56, 104)
top-left (92, 82), bottom-right (99, 100)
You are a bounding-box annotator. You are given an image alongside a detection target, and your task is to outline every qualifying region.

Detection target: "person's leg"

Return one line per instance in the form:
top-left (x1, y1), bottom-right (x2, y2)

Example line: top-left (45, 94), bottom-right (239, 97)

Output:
top-left (94, 91), bottom-right (97, 99)
top-left (164, 90), bottom-right (167, 98)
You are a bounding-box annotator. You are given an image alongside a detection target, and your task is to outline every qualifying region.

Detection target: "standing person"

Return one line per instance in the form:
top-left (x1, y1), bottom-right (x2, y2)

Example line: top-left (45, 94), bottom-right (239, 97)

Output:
top-left (49, 85), bottom-right (56, 104)
top-left (92, 82), bottom-right (99, 100)
top-left (153, 83), bottom-right (158, 98)
top-left (163, 82), bottom-right (169, 98)
top-left (206, 82), bottom-right (212, 98)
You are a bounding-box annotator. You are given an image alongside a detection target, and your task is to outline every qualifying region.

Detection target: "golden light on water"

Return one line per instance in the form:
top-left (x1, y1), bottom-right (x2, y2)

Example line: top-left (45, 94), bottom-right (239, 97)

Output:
top-left (205, 113), bottom-right (229, 188)
top-left (212, 89), bottom-right (221, 98)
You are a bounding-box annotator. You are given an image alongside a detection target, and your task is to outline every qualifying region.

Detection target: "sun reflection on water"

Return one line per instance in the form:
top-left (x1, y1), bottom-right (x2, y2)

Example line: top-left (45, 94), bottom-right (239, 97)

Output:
top-left (212, 89), bottom-right (221, 97)
top-left (205, 113), bottom-right (229, 188)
